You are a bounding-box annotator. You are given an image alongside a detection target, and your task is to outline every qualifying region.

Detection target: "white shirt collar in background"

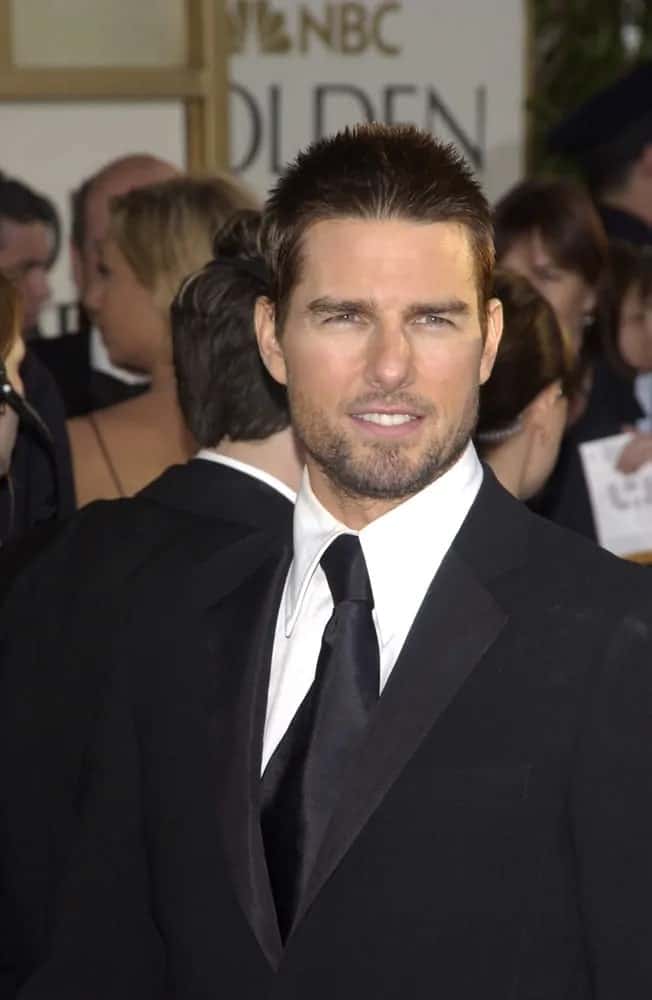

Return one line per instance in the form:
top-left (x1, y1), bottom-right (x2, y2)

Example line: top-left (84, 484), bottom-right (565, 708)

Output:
top-left (89, 327), bottom-right (150, 385)
top-left (195, 448), bottom-right (298, 503)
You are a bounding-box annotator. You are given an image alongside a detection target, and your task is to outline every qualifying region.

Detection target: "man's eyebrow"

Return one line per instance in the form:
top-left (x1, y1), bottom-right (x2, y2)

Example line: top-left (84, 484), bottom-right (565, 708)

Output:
top-left (306, 296), bottom-right (473, 320)
top-left (306, 296), bottom-right (375, 315)
top-left (404, 299), bottom-right (471, 319)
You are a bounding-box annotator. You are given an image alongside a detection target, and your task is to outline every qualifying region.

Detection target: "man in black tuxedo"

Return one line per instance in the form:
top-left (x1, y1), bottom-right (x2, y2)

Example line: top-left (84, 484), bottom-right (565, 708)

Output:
top-left (0, 212), bottom-right (301, 997)
top-left (0, 173), bottom-right (75, 539)
top-left (32, 154), bottom-right (180, 417)
top-left (17, 126), bottom-right (652, 999)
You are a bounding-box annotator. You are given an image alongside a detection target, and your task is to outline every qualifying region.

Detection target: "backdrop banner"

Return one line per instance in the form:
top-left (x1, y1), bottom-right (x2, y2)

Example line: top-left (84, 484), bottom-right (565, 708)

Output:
top-left (229, 0), bottom-right (526, 202)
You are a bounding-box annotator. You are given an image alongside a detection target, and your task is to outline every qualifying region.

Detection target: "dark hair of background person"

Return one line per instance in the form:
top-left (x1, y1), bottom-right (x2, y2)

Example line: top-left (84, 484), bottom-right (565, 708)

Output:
top-left (260, 123), bottom-right (494, 332)
top-left (171, 209), bottom-right (288, 448)
top-left (0, 170), bottom-right (61, 263)
top-left (581, 112), bottom-right (652, 197)
top-left (599, 240), bottom-right (648, 380)
top-left (0, 271), bottom-right (21, 360)
top-left (476, 270), bottom-right (574, 455)
top-left (493, 177), bottom-right (607, 292)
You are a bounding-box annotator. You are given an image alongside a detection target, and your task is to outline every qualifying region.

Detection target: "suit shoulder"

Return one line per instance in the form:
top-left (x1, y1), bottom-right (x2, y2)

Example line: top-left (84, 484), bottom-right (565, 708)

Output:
top-left (524, 506), bottom-right (649, 604)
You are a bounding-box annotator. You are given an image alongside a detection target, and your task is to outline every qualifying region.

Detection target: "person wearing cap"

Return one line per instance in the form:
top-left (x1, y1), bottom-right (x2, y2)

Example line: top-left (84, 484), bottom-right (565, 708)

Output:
top-left (548, 61), bottom-right (652, 248)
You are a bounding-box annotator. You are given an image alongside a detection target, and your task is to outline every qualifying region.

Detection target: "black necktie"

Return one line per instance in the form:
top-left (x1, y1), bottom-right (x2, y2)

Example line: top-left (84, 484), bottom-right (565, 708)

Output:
top-left (261, 533), bottom-right (380, 940)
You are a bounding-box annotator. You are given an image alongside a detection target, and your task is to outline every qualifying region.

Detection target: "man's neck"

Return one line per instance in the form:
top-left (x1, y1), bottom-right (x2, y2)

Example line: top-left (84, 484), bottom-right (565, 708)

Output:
top-left (213, 428), bottom-right (303, 494)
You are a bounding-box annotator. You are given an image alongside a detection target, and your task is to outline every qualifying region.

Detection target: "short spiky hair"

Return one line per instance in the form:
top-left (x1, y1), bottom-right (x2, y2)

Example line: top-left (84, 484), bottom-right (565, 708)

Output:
top-left (260, 123), bottom-right (494, 330)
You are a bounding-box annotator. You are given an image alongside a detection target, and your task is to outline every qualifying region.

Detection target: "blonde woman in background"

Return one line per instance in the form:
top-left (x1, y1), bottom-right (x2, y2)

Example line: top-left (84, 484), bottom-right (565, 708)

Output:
top-left (0, 274), bottom-right (26, 479)
top-left (68, 175), bottom-right (257, 506)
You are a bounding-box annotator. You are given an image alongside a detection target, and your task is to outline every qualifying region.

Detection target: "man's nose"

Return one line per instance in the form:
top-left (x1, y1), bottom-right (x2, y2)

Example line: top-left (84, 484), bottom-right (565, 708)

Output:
top-left (365, 322), bottom-right (413, 391)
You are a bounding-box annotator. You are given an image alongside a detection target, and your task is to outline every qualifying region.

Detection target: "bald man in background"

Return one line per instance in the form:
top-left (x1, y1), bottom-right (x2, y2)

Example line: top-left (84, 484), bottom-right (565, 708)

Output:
top-left (32, 154), bottom-right (180, 417)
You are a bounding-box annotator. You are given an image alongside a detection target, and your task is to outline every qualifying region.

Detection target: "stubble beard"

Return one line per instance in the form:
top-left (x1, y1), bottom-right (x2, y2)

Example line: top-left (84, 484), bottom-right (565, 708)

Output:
top-left (289, 387), bottom-right (479, 503)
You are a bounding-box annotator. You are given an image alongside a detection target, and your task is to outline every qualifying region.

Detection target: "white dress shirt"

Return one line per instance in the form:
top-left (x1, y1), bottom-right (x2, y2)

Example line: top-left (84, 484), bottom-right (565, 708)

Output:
top-left (261, 442), bottom-right (483, 773)
top-left (195, 449), bottom-right (298, 503)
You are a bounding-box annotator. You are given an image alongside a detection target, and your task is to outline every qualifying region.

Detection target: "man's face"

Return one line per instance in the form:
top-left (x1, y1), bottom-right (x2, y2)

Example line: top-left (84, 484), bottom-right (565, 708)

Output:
top-left (0, 219), bottom-right (53, 332)
top-left (257, 218), bottom-right (502, 521)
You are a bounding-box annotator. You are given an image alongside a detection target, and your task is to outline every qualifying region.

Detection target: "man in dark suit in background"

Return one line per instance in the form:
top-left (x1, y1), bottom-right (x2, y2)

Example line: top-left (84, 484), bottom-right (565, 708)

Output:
top-left (0, 211), bottom-right (301, 997)
top-left (548, 60), bottom-right (652, 248)
top-left (16, 125), bottom-right (652, 1000)
top-left (32, 154), bottom-right (180, 417)
top-left (0, 173), bottom-right (75, 539)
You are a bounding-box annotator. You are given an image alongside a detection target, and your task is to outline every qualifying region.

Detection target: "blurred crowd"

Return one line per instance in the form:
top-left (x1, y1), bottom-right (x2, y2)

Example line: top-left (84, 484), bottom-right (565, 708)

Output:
top-left (1, 61), bottom-right (652, 557)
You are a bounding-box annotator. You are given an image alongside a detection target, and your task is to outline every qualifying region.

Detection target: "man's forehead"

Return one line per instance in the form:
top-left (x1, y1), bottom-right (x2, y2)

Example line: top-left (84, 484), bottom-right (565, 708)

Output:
top-left (302, 215), bottom-right (473, 253)
top-left (296, 217), bottom-right (477, 288)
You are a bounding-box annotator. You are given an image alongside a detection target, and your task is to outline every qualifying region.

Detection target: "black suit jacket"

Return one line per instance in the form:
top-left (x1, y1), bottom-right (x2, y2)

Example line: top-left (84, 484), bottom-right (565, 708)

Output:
top-left (0, 350), bottom-right (75, 545)
top-left (18, 471), bottom-right (652, 999)
top-left (0, 459), bottom-right (293, 998)
top-left (30, 329), bottom-right (146, 418)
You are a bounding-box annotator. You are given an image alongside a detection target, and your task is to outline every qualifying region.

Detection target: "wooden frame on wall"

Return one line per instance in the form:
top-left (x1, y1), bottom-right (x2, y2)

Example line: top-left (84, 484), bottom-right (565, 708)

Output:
top-left (0, 0), bottom-right (228, 172)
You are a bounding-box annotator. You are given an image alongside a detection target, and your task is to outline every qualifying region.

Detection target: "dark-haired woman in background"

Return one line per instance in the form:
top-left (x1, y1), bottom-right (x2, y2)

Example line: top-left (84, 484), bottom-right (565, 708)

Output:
top-left (476, 271), bottom-right (573, 500)
top-left (494, 177), bottom-right (607, 361)
top-left (598, 242), bottom-right (652, 475)
top-left (494, 177), bottom-right (617, 539)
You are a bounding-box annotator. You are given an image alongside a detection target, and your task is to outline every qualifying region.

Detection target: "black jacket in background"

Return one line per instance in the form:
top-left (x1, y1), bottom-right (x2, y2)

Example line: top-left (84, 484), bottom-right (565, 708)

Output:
top-left (0, 350), bottom-right (74, 546)
top-left (599, 204), bottom-right (652, 248)
top-left (30, 329), bottom-right (146, 419)
top-left (0, 458), bottom-right (293, 998)
top-left (533, 358), bottom-right (644, 540)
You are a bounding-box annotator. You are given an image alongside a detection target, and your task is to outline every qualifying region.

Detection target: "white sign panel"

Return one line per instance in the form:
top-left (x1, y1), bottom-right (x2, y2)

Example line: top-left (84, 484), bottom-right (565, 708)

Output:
top-left (228, 0), bottom-right (526, 201)
top-left (579, 432), bottom-right (652, 558)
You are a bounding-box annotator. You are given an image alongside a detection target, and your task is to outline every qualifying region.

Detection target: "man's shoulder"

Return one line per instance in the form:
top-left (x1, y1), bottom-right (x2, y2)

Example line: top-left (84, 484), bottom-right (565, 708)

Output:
top-left (1, 492), bottom-right (255, 611)
top-left (469, 472), bottom-right (648, 611)
top-left (519, 503), bottom-right (649, 609)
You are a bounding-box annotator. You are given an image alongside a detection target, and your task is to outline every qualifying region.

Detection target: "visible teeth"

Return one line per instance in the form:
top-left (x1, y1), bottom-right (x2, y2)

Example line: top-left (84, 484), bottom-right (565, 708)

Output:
top-left (357, 413), bottom-right (416, 426)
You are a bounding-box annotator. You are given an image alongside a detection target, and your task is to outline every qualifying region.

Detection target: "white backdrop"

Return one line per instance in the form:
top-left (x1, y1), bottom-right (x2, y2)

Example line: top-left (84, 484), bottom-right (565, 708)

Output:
top-left (229, 0), bottom-right (526, 202)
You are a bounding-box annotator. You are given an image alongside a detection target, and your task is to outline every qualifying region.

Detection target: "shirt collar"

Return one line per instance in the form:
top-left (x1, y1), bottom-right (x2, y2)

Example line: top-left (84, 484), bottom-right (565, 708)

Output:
top-left (285, 442), bottom-right (483, 641)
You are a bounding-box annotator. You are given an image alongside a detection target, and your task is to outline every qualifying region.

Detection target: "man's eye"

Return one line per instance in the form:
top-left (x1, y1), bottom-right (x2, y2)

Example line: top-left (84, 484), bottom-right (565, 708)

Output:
top-left (415, 313), bottom-right (451, 327)
top-left (97, 262), bottom-right (110, 278)
top-left (324, 312), bottom-right (360, 324)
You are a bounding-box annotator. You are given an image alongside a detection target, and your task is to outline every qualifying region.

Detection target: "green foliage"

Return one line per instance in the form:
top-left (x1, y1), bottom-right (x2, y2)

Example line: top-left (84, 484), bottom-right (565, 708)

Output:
top-left (529, 0), bottom-right (652, 172)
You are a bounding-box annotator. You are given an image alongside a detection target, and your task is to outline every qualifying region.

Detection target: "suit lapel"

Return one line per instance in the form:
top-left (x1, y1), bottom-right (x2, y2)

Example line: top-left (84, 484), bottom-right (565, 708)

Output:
top-left (294, 477), bottom-right (521, 930)
top-left (204, 544), bottom-right (291, 970)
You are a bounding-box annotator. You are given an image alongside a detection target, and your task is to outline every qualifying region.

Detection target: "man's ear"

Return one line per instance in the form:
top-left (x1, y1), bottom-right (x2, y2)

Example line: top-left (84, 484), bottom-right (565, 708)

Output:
top-left (254, 296), bottom-right (287, 386)
top-left (479, 297), bottom-right (503, 385)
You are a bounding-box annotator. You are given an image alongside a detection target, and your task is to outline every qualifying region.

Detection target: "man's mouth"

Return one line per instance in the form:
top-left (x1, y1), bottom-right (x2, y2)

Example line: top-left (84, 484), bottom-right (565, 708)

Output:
top-left (354, 412), bottom-right (419, 427)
